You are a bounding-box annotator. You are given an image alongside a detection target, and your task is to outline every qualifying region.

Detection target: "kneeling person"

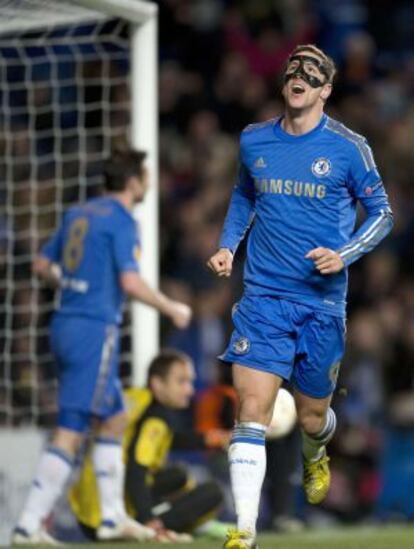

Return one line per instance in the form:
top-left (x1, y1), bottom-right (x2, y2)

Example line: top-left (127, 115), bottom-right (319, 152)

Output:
top-left (69, 350), bottom-right (224, 542)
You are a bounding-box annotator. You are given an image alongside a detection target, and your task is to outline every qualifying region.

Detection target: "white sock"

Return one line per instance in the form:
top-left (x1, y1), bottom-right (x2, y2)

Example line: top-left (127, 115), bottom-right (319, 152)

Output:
top-left (229, 422), bottom-right (267, 536)
top-left (93, 437), bottom-right (126, 524)
top-left (17, 446), bottom-right (73, 535)
top-left (302, 407), bottom-right (337, 462)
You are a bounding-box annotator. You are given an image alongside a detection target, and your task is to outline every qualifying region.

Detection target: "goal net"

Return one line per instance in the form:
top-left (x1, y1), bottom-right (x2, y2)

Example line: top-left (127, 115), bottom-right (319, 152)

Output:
top-left (0, 0), bottom-right (148, 427)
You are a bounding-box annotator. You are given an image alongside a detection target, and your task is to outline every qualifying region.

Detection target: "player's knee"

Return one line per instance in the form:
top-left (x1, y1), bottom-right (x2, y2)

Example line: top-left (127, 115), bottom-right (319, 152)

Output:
top-left (51, 426), bottom-right (84, 456)
top-left (99, 410), bottom-right (127, 438)
top-left (297, 408), bottom-right (326, 435)
top-left (239, 394), bottom-right (273, 425)
top-left (165, 466), bottom-right (189, 492)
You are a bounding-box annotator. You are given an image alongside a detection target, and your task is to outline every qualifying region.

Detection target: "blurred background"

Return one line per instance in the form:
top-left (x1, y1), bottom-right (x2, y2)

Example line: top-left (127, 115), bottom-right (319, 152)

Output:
top-left (1, 0), bottom-right (414, 536)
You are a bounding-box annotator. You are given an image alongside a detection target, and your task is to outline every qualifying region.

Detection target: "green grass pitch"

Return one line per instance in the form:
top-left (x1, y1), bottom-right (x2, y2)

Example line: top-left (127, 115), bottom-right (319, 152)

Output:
top-left (10, 525), bottom-right (414, 548)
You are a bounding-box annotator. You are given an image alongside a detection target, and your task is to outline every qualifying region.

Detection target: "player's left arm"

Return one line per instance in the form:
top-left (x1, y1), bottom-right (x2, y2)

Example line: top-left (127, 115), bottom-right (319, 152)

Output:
top-left (307, 139), bottom-right (393, 275)
top-left (113, 222), bottom-right (191, 328)
top-left (337, 139), bottom-right (393, 267)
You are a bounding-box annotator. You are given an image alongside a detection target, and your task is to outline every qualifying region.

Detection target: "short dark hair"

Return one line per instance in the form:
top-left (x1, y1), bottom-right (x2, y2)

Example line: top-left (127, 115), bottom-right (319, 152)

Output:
top-left (287, 44), bottom-right (337, 84)
top-left (103, 149), bottom-right (147, 192)
top-left (147, 349), bottom-right (192, 385)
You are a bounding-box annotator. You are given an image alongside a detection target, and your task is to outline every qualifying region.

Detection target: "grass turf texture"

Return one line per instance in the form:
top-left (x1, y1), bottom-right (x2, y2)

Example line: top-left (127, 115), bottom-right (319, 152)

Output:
top-left (9, 526), bottom-right (414, 548)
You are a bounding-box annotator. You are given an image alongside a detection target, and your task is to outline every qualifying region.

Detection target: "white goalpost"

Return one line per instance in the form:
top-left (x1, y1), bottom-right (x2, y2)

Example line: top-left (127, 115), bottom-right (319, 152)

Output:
top-left (0, 0), bottom-right (158, 425)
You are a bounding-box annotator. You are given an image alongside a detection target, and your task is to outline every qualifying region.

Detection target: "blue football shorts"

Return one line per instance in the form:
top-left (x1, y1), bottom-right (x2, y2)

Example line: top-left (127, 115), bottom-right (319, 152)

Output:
top-left (220, 295), bottom-right (346, 398)
top-left (50, 314), bottom-right (124, 430)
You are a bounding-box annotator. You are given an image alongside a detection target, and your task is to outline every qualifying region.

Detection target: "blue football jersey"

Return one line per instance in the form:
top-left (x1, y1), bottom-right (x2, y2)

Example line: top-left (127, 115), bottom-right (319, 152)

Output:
top-left (219, 114), bottom-right (393, 316)
top-left (42, 196), bottom-right (140, 324)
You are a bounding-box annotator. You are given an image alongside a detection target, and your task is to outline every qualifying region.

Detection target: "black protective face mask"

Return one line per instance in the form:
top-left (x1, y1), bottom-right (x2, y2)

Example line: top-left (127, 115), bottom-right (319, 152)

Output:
top-left (283, 55), bottom-right (329, 89)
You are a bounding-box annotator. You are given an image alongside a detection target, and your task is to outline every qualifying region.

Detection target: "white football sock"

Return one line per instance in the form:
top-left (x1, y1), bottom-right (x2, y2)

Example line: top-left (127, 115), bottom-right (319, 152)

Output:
top-left (302, 407), bottom-right (337, 462)
top-left (17, 446), bottom-right (73, 535)
top-left (93, 437), bottom-right (126, 524)
top-left (229, 422), bottom-right (267, 536)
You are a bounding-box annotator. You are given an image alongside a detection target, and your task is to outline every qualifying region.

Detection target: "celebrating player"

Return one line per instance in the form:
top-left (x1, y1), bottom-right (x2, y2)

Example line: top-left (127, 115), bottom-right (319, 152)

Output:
top-left (207, 44), bottom-right (393, 549)
top-left (13, 149), bottom-right (192, 545)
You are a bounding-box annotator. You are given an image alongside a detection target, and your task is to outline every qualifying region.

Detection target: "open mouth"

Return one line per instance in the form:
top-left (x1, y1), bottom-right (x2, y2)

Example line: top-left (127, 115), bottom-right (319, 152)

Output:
top-left (291, 83), bottom-right (305, 95)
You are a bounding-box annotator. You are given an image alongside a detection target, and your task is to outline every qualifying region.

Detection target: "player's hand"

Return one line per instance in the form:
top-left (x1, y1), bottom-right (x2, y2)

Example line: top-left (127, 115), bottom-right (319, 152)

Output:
top-left (160, 530), bottom-right (193, 543)
top-left (169, 301), bottom-right (192, 329)
top-left (145, 519), bottom-right (164, 533)
top-left (305, 247), bottom-right (345, 275)
top-left (145, 520), bottom-right (192, 543)
top-left (207, 248), bottom-right (233, 277)
top-left (145, 519), bottom-right (168, 542)
top-left (32, 256), bottom-right (62, 288)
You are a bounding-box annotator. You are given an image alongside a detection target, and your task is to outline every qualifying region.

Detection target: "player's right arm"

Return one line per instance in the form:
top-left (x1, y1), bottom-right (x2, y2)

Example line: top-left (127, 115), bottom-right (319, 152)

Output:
top-left (208, 146), bottom-right (256, 278)
top-left (32, 222), bottom-right (64, 288)
top-left (32, 256), bottom-right (62, 288)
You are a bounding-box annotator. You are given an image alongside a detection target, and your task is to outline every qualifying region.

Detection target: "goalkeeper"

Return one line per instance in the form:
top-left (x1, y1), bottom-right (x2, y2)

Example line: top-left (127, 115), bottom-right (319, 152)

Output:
top-left (69, 349), bottom-right (226, 542)
top-left (13, 149), bottom-right (192, 545)
top-left (208, 44), bottom-right (393, 549)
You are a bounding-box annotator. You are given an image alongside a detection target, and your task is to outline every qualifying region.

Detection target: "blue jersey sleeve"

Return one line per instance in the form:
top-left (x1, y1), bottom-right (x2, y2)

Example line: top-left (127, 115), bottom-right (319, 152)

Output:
top-left (219, 142), bottom-right (256, 254)
top-left (337, 139), bottom-right (393, 266)
top-left (113, 221), bottom-right (140, 274)
top-left (41, 224), bottom-right (64, 263)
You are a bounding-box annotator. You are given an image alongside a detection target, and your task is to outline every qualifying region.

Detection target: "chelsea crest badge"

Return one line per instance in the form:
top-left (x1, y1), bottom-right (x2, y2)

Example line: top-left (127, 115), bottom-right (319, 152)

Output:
top-left (233, 337), bottom-right (250, 355)
top-left (312, 158), bottom-right (331, 177)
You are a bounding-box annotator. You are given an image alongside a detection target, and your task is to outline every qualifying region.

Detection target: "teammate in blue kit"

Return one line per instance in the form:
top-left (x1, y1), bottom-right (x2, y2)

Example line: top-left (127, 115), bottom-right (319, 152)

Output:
top-left (208, 44), bottom-right (393, 549)
top-left (13, 149), bottom-right (192, 546)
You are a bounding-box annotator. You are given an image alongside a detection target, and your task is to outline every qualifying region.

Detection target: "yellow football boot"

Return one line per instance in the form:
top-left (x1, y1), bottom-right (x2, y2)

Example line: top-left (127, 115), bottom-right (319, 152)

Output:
top-left (223, 529), bottom-right (258, 549)
top-left (303, 449), bottom-right (331, 504)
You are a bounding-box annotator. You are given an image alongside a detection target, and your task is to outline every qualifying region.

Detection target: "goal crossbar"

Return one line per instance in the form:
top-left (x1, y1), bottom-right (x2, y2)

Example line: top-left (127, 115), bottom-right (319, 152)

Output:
top-left (77, 0), bottom-right (157, 24)
top-left (0, 0), bottom-right (157, 36)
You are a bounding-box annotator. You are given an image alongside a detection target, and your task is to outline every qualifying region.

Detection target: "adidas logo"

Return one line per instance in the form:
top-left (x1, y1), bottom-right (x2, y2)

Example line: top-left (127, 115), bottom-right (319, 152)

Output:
top-left (254, 157), bottom-right (267, 168)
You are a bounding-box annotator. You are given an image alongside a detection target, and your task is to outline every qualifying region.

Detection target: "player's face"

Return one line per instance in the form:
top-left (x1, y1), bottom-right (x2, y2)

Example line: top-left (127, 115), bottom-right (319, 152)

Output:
top-left (282, 52), bottom-right (331, 111)
top-left (131, 167), bottom-right (149, 203)
top-left (156, 360), bottom-right (195, 409)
